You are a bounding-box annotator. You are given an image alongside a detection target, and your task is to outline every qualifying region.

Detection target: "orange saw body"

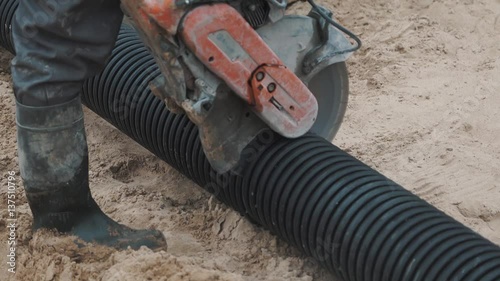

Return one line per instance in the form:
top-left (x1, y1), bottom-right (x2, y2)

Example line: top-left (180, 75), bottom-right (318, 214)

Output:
top-left (121, 0), bottom-right (357, 172)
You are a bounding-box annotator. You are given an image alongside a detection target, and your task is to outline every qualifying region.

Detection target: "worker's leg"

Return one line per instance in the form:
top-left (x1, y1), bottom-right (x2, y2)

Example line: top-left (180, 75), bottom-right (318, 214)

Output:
top-left (12, 0), bottom-right (166, 250)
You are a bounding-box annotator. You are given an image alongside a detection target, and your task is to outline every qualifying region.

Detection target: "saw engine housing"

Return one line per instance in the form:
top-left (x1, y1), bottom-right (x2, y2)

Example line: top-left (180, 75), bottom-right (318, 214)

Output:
top-left (121, 0), bottom-right (354, 172)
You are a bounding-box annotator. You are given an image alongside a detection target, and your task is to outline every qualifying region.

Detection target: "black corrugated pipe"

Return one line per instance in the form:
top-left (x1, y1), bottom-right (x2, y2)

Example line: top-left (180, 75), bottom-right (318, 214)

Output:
top-left (2, 2), bottom-right (500, 280)
top-left (0, 0), bottom-right (17, 53)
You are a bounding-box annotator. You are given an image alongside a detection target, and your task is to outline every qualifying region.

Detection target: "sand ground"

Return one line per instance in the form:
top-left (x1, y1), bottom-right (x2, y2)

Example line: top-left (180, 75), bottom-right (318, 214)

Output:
top-left (0, 0), bottom-right (499, 280)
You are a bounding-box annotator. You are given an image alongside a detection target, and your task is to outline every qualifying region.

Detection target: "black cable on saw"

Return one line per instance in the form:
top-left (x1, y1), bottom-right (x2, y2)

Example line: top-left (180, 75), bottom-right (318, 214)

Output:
top-left (306, 0), bottom-right (362, 55)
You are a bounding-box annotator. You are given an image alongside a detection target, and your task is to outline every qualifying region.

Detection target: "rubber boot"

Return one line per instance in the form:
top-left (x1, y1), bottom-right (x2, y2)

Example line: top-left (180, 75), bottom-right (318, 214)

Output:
top-left (16, 96), bottom-right (167, 250)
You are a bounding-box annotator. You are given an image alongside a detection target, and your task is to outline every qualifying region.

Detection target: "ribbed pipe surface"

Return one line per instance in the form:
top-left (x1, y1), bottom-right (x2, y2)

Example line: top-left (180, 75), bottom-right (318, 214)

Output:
top-left (2, 3), bottom-right (500, 280)
top-left (0, 0), bottom-right (17, 53)
top-left (70, 25), bottom-right (500, 281)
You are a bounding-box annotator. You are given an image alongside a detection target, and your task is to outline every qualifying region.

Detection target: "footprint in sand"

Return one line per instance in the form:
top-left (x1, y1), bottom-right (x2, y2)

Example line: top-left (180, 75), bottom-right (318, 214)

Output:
top-left (487, 215), bottom-right (500, 240)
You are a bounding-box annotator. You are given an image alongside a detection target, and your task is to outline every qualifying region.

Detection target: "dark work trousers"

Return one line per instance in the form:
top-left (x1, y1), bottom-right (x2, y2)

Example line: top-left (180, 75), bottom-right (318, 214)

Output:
top-left (11, 0), bottom-right (123, 106)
